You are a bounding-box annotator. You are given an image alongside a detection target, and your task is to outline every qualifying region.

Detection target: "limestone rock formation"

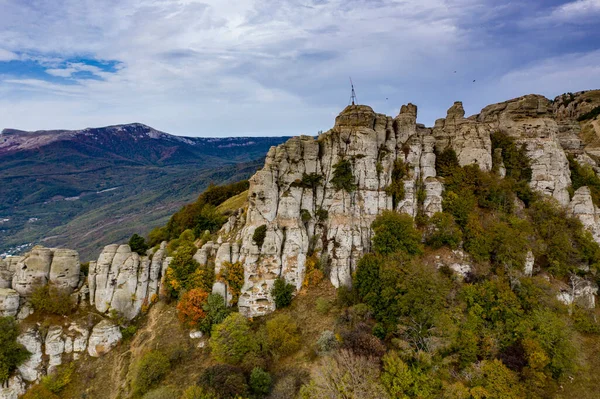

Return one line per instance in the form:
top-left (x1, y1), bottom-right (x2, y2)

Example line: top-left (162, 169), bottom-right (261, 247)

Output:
top-left (568, 186), bottom-right (600, 242)
top-left (0, 257), bottom-right (21, 289)
top-left (193, 93), bottom-right (600, 317)
top-left (193, 104), bottom-right (443, 317)
top-left (0, 288), bottom-right (19, 317)
top-left (478, 95), bottom-right (572, 205)
top-left (10, 246), bottom-right (80, 297)
top-left (88, 242), bottom-right (168, 320)
top-left (16, 329), bottom-right (43, 382)
top-left (553, 91), bottom-right (600, 157)
top-left (0, 375), bottom-right (25, 399)
top-left (557, 275), bottom-right (599, 309)
top-left (88, 320), bottom-right (122, 357)
top-left (433, 101), bottom-right (492, 171)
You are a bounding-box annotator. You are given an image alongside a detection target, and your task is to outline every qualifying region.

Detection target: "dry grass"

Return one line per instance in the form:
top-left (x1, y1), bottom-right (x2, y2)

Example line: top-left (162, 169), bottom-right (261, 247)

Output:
top-left (216, 190), bottom-right (248, 214)
top-left (61, 302), bottom-right (213, 399)
top-left (59, 280), bottom-right (339, 398)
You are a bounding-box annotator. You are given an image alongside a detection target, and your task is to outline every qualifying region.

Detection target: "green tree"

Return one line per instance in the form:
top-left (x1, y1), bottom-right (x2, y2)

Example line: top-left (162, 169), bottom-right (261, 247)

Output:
top-left (468, 359), bottom-right (525, 399)
top-left (131, 351), bottom-right (171, 395)
top-left (491, 132), bottom-right (532, 182)
top-left (30, 286), bottom-right (74, 315)
top-left (165, 242), bottom-right (201, 297)
top-left (199, 364), bottom-right (249, 398)
top-left (210, 313), bottom-right (258, 364)
top-left (331, 159), bottom-right (357, 193)
top-left (381, 351), bottom-right (439, 399)
top-left (385, 159), bottom-right (408, 208)
top-left (199, 294), bottom-right (230, 334)
top-left (265, 314), bottom-right (301, 357)
top-left (250, 367), bottom-right (272, 396)
top-left (193, 205), bottom-right (226, 238)
top-left (253, 225), bottom-right (267, 248)
top-left (271, 277), bottom-right (295, 309)
top-left (128, 233), bottom-right (149, 255)
top-left (0, 317), bottom-right (30, 384)
top-left (435, 148), bottom-right (460, 177)
top-left (372, 211), bottom-right (423, 256)
top-left (425, 212), bottom-right (463, 249)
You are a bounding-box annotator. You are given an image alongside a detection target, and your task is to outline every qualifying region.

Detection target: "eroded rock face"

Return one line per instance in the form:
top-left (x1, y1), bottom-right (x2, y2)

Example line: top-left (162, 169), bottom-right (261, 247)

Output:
top-left (557, 275), bottom-right (599, 309)
top-left (88, 242), bottom-right (168, 320)
top-left (48, 249), bottom-right (80, 291)
top-left (0, 257), bottom-right (21, 289)
top-left (478, 95), bottom-right (572, 206)
top-left (568, 186), bottom-right (600, 243)
top-left (88, 320), bottom-right (122, 357)
top-left (10, 247), bottom-right (80, 297)
top-left (17, 329), bottom-right (43, 382)
top-left (189, 94), bottom-right (600, 317)
top-left (433, 101), bottom-right (493, 171)
top-left (0, 288), bottom-right (19, 317)
top-left (194, 104), bottom-right (442, 317)
top-left (11, 247), bottom-right (53, 296)
top-left (0, 375), bottom-right (25, 399)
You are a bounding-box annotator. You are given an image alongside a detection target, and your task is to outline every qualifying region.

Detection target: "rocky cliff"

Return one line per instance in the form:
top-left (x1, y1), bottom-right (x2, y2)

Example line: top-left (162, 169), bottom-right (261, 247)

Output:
top-left (196, 91), bottom-right (600, 317)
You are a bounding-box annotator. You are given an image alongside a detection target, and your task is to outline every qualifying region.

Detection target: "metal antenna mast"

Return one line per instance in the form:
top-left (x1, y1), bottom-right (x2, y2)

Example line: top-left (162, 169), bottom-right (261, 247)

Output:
top-left (349, 77), bottom-right (357, 105)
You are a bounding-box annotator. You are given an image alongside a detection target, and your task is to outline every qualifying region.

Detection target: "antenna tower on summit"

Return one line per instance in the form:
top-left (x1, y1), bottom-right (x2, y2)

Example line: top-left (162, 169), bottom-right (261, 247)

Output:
top-left (349, 77), bottom-right (357, 105)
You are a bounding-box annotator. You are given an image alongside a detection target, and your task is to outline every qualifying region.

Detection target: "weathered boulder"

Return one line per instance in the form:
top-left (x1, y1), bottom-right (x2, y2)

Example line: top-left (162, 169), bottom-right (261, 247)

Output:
top-left (10, 247), bottom-right (81, 297)
top-left (0, 288), bottom-right (19, 317)
top-left (0, 257), bottom-right (21, 289)
top-left (48, 249), bottom-right (80, 291)
top-left (87, 320), bottom-right (122, 357)
top-left (0, 375), bottom-right (25, 399)
top-left (16, 329), bottom-right (43, 382)
top-left (11, 247), bottom-right (53, 296)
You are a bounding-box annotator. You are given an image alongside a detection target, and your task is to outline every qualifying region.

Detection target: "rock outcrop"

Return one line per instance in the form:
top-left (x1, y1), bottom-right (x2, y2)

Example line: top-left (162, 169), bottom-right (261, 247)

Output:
top-left (193, 104), bottom-right (444, 316)
top-left (88, 242), bottom-right (169, 320)
top-left (10, 247), bottom-right (80, 297)
top-left (568, 187), bottom-right (600, 242)
top-left (0, 288), bottom-right (19, 317)
top-left (193, 93), bottom-right (600, 317)
top-left (16, 329), bottom-right (43, 382)
top-left (0, 375), bottom-right (25, 399)
top-left (433, 101), bottom-right (493, 171)
top-left (0, 257), bottom-right (21, 289)
top-left (87, 320), bottom-right (122, 357)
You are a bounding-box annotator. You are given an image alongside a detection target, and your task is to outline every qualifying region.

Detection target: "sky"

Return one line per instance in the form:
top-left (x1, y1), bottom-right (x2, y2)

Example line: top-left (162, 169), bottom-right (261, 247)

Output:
top-left (0, 0), bottom-right (599, 137)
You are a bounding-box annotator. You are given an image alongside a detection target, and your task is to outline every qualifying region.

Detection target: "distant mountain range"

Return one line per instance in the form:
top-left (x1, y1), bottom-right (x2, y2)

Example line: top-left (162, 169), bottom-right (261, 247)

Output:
top-left (0, 123), bottom-right (290, 260)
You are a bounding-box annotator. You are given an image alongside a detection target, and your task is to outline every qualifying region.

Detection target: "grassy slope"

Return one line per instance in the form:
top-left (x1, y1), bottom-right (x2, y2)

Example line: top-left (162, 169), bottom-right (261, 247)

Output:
top-left (59, 280), bottom-right (339, 399)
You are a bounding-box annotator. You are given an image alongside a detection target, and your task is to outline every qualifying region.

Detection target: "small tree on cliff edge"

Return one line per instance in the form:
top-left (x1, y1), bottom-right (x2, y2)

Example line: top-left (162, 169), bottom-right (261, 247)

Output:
top-left (129, 233), bottom-right (149, 255)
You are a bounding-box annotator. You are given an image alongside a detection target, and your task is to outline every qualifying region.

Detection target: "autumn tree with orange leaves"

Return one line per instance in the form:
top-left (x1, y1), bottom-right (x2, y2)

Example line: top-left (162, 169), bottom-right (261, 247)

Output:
top-left (177, 288), bottom-right (209, 328)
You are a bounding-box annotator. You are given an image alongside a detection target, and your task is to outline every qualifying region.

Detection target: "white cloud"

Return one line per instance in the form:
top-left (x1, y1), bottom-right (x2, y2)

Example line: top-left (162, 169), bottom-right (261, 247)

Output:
top-left (0, 48), bottom-right (18, 61)
top-left (45, 63), bottom-right (106, 78)
top-left (497, 50), bottom-right (600, 97)
top-left (0, 0), bottom-right (598, 134)
top-left (550, 0), bottom-right (600, 21)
